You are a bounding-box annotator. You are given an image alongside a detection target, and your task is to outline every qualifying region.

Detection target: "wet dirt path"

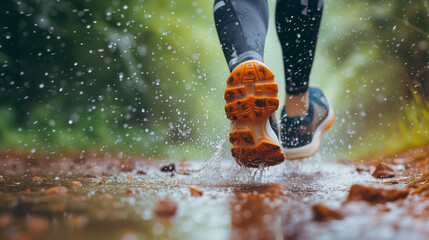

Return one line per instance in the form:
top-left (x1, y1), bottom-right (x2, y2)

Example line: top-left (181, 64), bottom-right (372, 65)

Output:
top-left (1, 146), bottom-right (429, 240)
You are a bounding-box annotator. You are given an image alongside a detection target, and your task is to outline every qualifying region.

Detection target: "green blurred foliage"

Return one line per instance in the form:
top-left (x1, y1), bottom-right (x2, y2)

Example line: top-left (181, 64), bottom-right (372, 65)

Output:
top-left (309, 0), bottom-right (429, 158)
top-left (0, 0), bottom-right (227, 158)
top-left (0, 0), bottom-right (428, 159)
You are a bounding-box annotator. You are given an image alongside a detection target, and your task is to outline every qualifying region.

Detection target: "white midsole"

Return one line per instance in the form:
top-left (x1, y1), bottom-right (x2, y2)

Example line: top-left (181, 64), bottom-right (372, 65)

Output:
top-left (266, 119), bottom-right (281, 145)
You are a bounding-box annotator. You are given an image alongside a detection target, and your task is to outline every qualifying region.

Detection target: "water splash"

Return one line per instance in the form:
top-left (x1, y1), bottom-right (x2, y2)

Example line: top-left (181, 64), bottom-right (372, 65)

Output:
top-left (190, 137), bottom-right (307, 186)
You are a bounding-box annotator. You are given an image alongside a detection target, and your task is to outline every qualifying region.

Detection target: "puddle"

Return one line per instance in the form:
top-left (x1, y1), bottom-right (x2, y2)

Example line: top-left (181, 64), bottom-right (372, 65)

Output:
top-left (1, 146), bottom-right (429, 240)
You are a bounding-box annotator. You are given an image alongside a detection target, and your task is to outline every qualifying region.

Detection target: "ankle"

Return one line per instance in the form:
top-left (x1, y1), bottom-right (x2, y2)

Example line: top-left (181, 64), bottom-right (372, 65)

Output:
top-left (285, 92), bottom-right (309, 117)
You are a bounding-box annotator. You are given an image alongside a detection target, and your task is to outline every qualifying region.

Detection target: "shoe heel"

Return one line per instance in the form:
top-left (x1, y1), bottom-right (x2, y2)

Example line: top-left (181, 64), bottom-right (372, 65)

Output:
top-left (224, 61), bottom-right (285, 167)
top-left (231, 141), bottom-right (285, 167)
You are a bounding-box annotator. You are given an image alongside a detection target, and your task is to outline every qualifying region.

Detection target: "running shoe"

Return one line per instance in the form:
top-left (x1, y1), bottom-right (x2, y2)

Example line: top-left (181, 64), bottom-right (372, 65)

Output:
top-left (224, 60), bottom-right (285, 167)
top-left (280, 87), bottom-right (335, 160)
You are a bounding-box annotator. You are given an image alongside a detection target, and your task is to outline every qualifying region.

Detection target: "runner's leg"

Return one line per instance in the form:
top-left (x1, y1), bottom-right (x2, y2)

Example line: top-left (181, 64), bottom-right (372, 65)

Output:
top-left (214, 0), bottom-right (269, 71)
top-left (276, 0), bottom-right (324, 117)
top-left (276, 0), bottom-right (335, 160)
top-left (214, 0), bottom-right (285, 167)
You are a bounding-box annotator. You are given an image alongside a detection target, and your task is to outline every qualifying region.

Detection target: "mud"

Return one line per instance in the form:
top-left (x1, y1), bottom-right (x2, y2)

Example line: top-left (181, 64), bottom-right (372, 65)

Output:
top-left (312, 203), bottom-right (343, 221)
top-left (346, 184), bottom-right (409, 203)
top-left (0, 146), bottom-right (429, 239)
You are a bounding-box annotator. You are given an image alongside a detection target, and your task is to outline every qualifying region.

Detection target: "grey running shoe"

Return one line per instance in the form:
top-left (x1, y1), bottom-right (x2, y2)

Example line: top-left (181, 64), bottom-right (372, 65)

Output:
top-left (280, 87), bottom-right (335, 160)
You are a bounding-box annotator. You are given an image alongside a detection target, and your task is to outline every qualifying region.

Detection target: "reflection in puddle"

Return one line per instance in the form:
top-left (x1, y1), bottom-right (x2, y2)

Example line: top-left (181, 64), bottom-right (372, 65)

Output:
top-left (230, 185), bottom-right (285, 240)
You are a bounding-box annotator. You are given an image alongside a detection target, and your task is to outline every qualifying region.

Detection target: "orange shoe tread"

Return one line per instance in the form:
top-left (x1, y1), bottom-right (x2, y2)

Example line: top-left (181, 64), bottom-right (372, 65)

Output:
top-left (225, 97), bottom-right (279, 123)
top-left (225, 61), bottom-right (284, 168)
top-left (231, 141), bottom-right (284, 168)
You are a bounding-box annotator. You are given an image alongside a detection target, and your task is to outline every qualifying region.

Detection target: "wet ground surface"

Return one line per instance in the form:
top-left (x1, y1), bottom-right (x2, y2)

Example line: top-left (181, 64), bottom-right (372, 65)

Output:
top-left (1, 146), bottom-right (429, 240)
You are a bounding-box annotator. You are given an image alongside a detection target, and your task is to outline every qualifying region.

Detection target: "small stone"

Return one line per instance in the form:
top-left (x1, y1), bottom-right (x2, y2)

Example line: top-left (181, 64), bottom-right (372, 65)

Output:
top-left (32, 176), bottom-right (43, 184)
top-left (125, 189), bottom-right (132, 194)
top-left (69, 181), bottom-right (82, 187)
top-left (372, 162), bottom-right (395, 178)
top-left (190, 187), bottom-right (203, 196)
top-left (154, 198), bottom-right (177, 217)
top-left (137, 170), bottom-right (146, 175)
top-left (127, 175), bottom-right (133, 180)
top-left (120, 162), bottom-right (135, 172)
top-left (356, 165), bottom-right (371, 173)
top-left (160, 163), bottom-right (175, 172)
top-left (83, 173), bottom-right (96, 178)
top-left (312, 203), bottom-right (343, 221)
top-left (86, 178), bottom-right (99, 183)
top-left (46, 186), bottom-right (68, 195)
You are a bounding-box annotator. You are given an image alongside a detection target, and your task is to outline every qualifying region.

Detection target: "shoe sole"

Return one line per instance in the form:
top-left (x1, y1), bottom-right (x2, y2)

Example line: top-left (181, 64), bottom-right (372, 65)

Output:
top-left (283, 99), bottom-right (335, 160)
top-left (224, 61), bottom-right (285, 168)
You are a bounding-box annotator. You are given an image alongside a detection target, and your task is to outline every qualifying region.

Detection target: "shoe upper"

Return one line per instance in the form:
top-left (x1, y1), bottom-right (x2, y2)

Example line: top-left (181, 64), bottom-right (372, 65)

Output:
top-left (280, 87), bottom-right (329, 149)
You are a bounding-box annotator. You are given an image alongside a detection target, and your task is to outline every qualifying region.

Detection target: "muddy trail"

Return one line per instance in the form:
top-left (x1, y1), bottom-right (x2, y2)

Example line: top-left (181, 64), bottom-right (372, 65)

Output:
top-left (1, 146), bottom-right (429, 240)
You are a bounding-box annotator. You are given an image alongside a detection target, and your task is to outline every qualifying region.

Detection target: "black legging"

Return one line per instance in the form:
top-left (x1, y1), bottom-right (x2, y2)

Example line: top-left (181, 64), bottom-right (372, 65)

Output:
top-left (214, 0), bottom-right (323, 95)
